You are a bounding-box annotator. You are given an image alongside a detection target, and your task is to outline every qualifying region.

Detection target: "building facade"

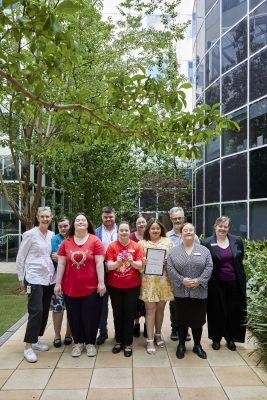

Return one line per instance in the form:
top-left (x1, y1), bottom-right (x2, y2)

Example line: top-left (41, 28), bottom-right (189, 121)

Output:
top-left (192, 0), bottom-right (267, 239)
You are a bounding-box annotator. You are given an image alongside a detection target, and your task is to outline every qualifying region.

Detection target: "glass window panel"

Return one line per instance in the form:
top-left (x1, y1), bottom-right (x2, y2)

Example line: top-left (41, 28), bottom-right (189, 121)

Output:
top-left (195, 206), bottom-right (204, 236)
top-left (250, 97), bottom-right (267, 147)
top-left (222, 62), bottom-right (247, 113)
top-left (196, 25), bottom-right (205, 66)
top-left (205, 161), bottom-right (220, 203)
top-left (3, 155), bottom-right (16, 180)
top-left (206, 0), bottom-right (217, 14)
top-left (222, 18), bottom-right (247, 73)
top-left (140, 189), bottom-right (157, 211)
top-left (250, 48), bottom-right (267, 102)
top-left (221, 203), bottom-right (247, 237)
top-left (222, 153), bottom-right (247, 201)
top-left (196, 0), bottom-right (205, 35)
top-left (205, 80), bottom-right (220, 106)
top-left (196, 167), bottom-right (204, 205)
top-left (250, 2), bottom-right (267, 54)
top-left (222, 0), bottom-right (247, 33)
top-left (205, 41), bottom-right (220, 86)
top-left (250, 201), bottom-right (267, 239)
top-left (205, 204), bottom-right (220, 236)
top-left (250, 0), bottom-right (265, 11)
top-left (250, 146), bottom-right (267, 198)
top-left (206, 135), bottom-right (220, 161)
top-left (205, 1), bottom-right (220, 50)
top-left (222, 107), bottom-right (247, 155)
top-left (195, 144), bottom-right (204, 166)
top-left (196, 61), bottom-right (205, 96)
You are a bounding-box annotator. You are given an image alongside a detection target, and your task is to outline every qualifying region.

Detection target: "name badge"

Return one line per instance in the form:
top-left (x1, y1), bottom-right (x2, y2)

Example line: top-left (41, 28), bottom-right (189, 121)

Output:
top-left (193, 252), bottom-right (201, 256)
top-left (211, 243), bottom-right (218, 247)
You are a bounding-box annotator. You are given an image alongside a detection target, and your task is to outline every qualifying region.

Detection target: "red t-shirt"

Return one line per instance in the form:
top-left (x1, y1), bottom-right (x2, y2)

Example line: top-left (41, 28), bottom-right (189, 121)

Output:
top-left (105, 240), bottom-right (143, 288)
top-left (58, 235), bottom-right (105, 297)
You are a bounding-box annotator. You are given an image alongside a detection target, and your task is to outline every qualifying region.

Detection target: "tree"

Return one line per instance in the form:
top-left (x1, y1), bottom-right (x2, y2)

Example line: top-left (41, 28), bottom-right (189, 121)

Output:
top-left (0, 0), bottom-right (238, 229)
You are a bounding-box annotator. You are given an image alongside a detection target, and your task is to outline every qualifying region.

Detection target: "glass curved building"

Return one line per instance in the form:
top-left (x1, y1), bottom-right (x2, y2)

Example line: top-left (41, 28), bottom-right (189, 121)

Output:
top-left (192, 0), bottom-right (267, 239)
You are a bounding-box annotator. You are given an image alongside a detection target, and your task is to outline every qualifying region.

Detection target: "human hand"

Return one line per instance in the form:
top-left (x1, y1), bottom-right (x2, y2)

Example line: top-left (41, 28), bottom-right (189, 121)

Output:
top-left (182, 277), bottom-right (197, 288)
top-left (97, 283), bottom-right (106, 296)
top-left (20, 280), bottom-right (25, 292)
top-left (51, 252), bottom-right (58, 262)
top-left (54, 283), bottom-right (62, 296)
top-left (127, 253), bottom-right (133, 265)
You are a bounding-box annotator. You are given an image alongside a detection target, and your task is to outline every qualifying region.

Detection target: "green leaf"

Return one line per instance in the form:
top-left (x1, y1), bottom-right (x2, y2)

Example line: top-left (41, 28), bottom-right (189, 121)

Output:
top-left (56, 1), bottom-right (81, 14)
top-left (2, 0), bottom-right (19, 8)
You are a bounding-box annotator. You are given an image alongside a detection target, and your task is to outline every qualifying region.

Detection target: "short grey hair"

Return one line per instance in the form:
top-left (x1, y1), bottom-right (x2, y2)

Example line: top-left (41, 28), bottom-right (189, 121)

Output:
top-left (37, 206), bottom-right (52, 217)
top-left (168, 207), bottom-right (184, 216)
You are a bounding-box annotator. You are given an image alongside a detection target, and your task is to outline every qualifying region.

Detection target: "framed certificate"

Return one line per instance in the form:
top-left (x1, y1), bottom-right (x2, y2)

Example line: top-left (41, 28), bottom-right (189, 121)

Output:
top-left (144, 248), bottom-right (166, 276)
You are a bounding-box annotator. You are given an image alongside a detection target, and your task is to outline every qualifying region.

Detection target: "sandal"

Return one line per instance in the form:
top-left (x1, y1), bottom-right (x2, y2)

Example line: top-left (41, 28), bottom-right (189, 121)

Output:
top-left (64, 336), bottom-right (73, 346)
top-left (124, 345), bottom-right (132, 357)
top-left (154, 333), bottom-right (165, 347)
top-left (112, 343), bottom-right (123, 354)
top-left (146, 339), bottom-right (156, 355)
top-left (53, 338), bottom-right (62, 348)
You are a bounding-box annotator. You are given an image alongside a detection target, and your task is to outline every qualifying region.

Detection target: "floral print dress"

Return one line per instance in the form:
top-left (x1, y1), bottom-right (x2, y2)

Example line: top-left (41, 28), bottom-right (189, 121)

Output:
top-left (139, 237), bottom-right (174, 302)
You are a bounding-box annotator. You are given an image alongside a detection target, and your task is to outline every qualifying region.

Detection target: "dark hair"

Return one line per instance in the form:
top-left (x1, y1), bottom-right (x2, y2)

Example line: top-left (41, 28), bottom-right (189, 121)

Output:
top-left (66, 212), bottom-right (95, 238)
top-left (118, 221), bottom-right (130, 229)
top-left (102, 206), bottom-right (115, 214)
top-left (143, 218), bottom-right (167, 241)
top-left (58, 216), bottom-right (70, 224)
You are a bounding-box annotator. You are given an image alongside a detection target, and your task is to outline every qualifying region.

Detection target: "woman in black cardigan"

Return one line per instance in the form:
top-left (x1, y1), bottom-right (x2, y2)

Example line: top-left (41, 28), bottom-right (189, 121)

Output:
top-left (202, 216), bottom-right (247, 351)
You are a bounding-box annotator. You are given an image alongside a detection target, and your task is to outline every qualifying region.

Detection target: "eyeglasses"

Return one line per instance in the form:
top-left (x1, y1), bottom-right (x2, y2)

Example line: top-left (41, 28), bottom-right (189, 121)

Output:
top-left (171, 217), bottom-right (183, 221)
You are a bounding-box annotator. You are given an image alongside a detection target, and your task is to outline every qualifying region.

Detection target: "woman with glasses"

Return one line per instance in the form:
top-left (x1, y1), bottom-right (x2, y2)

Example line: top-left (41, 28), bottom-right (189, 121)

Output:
top-left (167, 223), bottom-right (213, 360)
top-left (16, 206), bottom-right (55, 363)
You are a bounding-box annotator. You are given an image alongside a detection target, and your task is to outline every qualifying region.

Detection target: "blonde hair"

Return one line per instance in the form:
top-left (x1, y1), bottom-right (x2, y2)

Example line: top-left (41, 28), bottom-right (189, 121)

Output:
top-left (214, 216), bottom-right (231, 227)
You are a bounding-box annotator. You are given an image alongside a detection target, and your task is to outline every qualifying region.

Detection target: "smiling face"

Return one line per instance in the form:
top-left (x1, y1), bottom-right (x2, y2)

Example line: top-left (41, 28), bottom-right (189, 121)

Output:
top-left (37, 210), bottom-right (52, 229)
top-left (136, 217), bottom-right (147, 234)
top-left (118, 223), bottom-right (130, 242)
top-left (58, 219), bottom-right (70, 238)
top-left (102, 212), bottom-right (116, 229)
top-left (149, 222), bottom-right (161, 241)
top-left (74, 214), bottom-right (88, 232)
top-left (181, 223), bottom-right (195, 242)
top-left (170, 211), bottom-right (185, 232)
top-left (215, 221), bottom-right (229, 240)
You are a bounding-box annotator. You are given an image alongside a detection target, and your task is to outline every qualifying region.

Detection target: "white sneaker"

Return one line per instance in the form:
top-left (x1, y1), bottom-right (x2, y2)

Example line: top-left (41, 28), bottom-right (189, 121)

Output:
top-left (71, 343), bottom-right (84, 357)
top-left (32, 340), bottom-right (49, 351)
top-left (24, 348), bottom-right (37, 363)
top-left (86, 344), bottom-right (97, 357)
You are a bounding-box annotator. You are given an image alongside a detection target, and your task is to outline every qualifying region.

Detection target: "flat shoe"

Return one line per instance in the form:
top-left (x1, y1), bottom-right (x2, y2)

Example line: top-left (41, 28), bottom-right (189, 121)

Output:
top-left (53, 338), bottom-right (61, 348)
top-left (176, 343), bottom-right (186, 359)
top-left (124, 346), bottom-right (132, 357)
top-left (212, 341), bottom-right (221, 350)
top-left (227, 340), bottom-right (236, 351)
top-left (64, 336), bottom-right (72, 345)
top-left (193, 344), bottom-right (207, 359)
top-left (112, 343), bottom-right (123, 354)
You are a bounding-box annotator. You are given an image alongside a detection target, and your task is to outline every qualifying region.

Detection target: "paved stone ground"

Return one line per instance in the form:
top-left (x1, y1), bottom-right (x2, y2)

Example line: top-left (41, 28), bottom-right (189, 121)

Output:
top-left (0, 263), bottom-right (267, 400)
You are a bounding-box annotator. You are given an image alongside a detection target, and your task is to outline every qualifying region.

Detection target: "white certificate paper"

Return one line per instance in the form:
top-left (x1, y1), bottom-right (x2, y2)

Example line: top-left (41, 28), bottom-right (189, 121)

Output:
top-left (144, 248), bottom-right (166, 276)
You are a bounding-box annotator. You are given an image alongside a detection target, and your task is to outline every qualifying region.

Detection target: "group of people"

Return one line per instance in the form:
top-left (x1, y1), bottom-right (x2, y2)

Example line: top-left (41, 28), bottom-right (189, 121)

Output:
top-left (16, 205), bottom-right (247, 363)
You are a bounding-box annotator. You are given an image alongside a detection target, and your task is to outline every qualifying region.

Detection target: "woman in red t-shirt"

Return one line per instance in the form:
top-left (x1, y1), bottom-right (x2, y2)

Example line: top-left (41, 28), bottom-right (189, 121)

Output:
top-left (54, 213), bottom-right (106, 358)
top-left (106, 222), bottom-right (143, 357)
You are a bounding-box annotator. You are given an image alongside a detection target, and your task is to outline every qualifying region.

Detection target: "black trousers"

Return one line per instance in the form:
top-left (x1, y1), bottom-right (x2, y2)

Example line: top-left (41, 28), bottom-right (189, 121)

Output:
top-left (64, 291), bottom-right (102, 345)
top-left (24, 282), bottom-right (54, 344)
top-left (108, 285), bottom-right (140, 346)
top-left (178, 326), bottom-right (202, 345)
top-left (169, 300), bottom-right (177, 329)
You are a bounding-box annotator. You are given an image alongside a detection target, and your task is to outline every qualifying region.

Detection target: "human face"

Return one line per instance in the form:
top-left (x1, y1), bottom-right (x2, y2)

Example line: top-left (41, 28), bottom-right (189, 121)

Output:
top-left (136, 217), bottom-right (147, 233)
top-left (149, 222), bottom-right (161, 241)
top-left (215, 222), bottom-right (229, 240)
top-left (58, 220), bottom-right (70, 237)
top-left (170, 211), bottom-right (185, 231)
top-left (181, 223), bottom-right (195, 242)
top-left (74, 215), bottom-right (88, 231)
top-left (118, 223), bottom-right (130, 242)
top-left (37, 210), bottom-right (52, 229)
top-left (102, 212), bottom-right (116, 228)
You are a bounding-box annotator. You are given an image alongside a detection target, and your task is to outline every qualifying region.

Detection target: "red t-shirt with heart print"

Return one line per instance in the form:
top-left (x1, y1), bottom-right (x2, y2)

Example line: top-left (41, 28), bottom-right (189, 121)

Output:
top-left (58, 235), bottom-right (105, 297)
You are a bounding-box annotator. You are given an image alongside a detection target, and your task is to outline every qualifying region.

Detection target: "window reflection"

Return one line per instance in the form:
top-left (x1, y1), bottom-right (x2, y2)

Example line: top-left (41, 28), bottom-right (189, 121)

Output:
top-left (222, 62), bottom-right (247, 113)
top-left (250, 146), bottom-right (267, 198)
top-left (222, 108), bottom-right (247, 155)
top-left (205, 204), bottom-right (220, 236)
top-left (205, 80), bottom-right (220, 106)
top-left (196, 168), bottom-right (204, 205)
top-left (222, 203), bottom-right (247, 237)
top-left (250, 0), bottom-right (265, 11)
top-left (250, 2), bottom-right (267, 54)
top-left (196, 62), bottom-right (204, 96)
top-left (250, 97), bottom-right (267, 148)
top-left (205, 1), bottom-right (220, 50)
top-left (206, 135), bottom-right (220, 161)
top-left (196, 25), bottom-right (205, 66)
top-left (222, 154), bottom-right (247, 201)
top-left (222, 0), bottom-right (247, 33)
top-left (196, 0), bottom-right (205, 35)
top-left (205, 161), bottom-right (220, 203)
top-left (205, 0), bottom-right (217, 15)
top-left (250, 47), bottom-right (267, 102)
top-left (195, 206), bottom-right (203, 236)
top-left (250, 201), bottom-right (267, 239)
top-left (222, 18), bottom-right (247, 73)
top-left (205, 42), bottom-right (220, 86)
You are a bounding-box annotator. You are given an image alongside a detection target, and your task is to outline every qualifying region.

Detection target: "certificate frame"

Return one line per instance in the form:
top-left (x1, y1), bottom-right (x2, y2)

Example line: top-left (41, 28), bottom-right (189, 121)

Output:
top-left (144, 248), bottom-right (166, 276)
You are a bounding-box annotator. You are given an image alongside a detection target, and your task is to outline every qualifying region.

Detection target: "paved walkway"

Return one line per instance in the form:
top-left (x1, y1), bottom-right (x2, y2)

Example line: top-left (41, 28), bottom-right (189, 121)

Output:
top-left (0, 263), bottom-right (267, 399)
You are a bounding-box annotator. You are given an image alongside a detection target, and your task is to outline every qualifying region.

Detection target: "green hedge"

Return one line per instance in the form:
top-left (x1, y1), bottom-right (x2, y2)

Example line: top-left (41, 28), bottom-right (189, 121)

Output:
top-left (244, 240), bottom-right (267, 367)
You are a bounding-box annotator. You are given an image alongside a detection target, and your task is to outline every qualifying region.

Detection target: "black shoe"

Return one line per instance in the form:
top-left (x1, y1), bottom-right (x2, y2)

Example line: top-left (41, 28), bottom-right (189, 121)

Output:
top-left (176, 343), bottom-right (186, 359)
top-left (170, 329), bottom-right (179, 341)
top-left (53, 338), bottom-right (61, 348)
top-left (185, 333), bottom-right (191, 342)
top-left (212, 341), bottom-right (221, 350)
top-left (133, 323), bottom-right (140, 338)
top-left (143, 323), bottom-right (147, 338)
top-left (227, 340), bottom-right (236, 351)
top-left (96, 332), bottom-right (108, 345)
top-left (64, 336), bottom-right (73, 346)
top-left (124, 345), bottom-right (132, 357)
top-left (112, 343), bottom-right (123, 354)
top-left (193, 344), bottom-right (207, 359)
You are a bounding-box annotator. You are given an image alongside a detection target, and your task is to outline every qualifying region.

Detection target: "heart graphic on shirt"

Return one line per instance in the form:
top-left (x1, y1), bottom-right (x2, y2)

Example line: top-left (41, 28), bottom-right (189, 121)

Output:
top-left (70, 251), bottom-right (87, 269)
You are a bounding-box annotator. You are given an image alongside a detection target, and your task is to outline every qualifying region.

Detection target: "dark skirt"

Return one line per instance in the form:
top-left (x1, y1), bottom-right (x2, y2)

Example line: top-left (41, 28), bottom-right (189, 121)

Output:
top-left (175, 297), bottom-right (207, 329)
